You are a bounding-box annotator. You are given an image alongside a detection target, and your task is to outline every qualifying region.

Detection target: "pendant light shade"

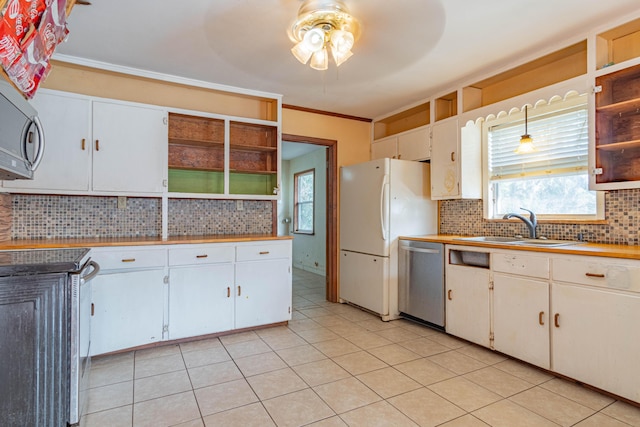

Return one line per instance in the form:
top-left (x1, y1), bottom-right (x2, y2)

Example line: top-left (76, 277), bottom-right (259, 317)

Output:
top-left (515, 106), bottom-right (537, 154)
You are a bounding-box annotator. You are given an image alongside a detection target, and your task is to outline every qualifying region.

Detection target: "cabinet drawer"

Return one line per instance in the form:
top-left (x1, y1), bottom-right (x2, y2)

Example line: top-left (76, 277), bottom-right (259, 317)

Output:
top-left (236, 242), bottom-right (290, 261)
top-left (552, 257), bottom-right (640, 293)
top-left (92, 248), bottom-right (166, 270)
top-left (168, 245), bottom-right (234, 266)
top-left (492, 252), bottom-right (549, 279)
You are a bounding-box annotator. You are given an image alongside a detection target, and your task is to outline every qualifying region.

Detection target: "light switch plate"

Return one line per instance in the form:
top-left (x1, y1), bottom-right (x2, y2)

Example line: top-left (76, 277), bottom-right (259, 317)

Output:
top-left (117, 196), bottom-right (127, 209)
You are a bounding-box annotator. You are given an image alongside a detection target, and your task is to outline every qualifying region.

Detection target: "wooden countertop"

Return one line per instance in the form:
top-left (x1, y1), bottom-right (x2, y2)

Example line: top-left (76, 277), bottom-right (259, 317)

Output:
top-left (0, 234), bottom-right (293, 250)
top-left (401, 234), bottom-right (640, 260)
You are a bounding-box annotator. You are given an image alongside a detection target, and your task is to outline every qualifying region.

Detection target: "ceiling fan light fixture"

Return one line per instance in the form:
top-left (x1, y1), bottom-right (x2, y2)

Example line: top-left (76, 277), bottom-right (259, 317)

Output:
top-left (289, 0), bottom-right (360, 70)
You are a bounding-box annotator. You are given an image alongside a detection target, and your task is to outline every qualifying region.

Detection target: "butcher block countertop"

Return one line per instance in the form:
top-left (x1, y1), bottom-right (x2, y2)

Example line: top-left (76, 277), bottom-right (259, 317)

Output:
top-left (0, 234), bottom-right (292, 250)
top-left (402, 234), bottom-right (640, 260)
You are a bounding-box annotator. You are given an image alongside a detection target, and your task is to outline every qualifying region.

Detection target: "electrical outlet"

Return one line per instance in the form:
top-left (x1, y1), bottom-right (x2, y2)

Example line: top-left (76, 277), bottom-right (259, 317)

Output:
top-left (236, 200), bottom-right (243, 211)
top-left (117, 196), bottom-right (127, 209)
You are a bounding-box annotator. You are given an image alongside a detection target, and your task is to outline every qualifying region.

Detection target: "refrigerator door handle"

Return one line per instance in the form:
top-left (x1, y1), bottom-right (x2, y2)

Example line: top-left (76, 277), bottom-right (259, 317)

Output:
top-left (380, 174), bottom-right (389, 240)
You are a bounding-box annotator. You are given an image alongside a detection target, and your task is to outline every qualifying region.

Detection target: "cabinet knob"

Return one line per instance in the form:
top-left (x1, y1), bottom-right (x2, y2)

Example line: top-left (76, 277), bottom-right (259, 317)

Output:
top-left (121, 258), bottom-right (136, 263)
top-left (554, 313), bottom-right (560, 328)
top-left (447, 289), bottom-right (453, 300)
top-left (227, 287), bottom-right (230, 298)
top-left (81, 138), bottom-right (86, 151)
top-left (259, 251), bottom-right (270, 255)
top-left (196, 254), bottom-right (208, 259)
top-left (91, 303), bottom-right (94, 316)
top-left (95, 140), bottom-right (100, 151)
top-left (538, 311), bottom-right (545, 325)
top-left (450, 152), bottom-right (456, 162)
top-left (238, 286), bottom-right (241, 296)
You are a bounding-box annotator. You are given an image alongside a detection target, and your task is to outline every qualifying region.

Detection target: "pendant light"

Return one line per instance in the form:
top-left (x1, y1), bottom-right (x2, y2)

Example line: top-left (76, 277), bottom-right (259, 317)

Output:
top-left (515, 105), bottom-right (537, 154)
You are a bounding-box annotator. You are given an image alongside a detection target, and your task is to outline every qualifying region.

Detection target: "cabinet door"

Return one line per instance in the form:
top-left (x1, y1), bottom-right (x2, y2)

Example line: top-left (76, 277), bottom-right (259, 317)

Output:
top-left (552, 283), bottom-right (640, 403)
top-left (168, 264), bottom-right (234, 339)
top-left (92, 102), bottom-right (168, 194)
top-left (445, 265), bottom-right (490, 346)
top-left (3, 92), bottom-right (91, 192)
top-left (90, 269), bottom-right (165, 355)
top-left (493, 273), bottom-right (550, 369)
top-left (430, 119), bottom-right (459, 199)
top-left (235, 258), bottom-right (291, 329)
top-left (398, 127), bottom-right (430, 161)
top-left (371, 137), bottom-right (398, 160)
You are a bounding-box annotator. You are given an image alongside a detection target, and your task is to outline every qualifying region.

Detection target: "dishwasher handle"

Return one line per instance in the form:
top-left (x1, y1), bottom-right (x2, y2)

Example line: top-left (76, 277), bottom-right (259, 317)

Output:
top-left (400, 245), bottom-right (441, 255)
top-left (80, 260), bottom-right (100, 284)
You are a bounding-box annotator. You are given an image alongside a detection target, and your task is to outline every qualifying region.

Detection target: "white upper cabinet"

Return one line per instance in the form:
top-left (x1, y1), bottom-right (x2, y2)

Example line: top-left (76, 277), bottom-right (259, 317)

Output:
top-left (3, 91), bottom-right (168, 195)
top-left (371, 126), bottom-right (430, 161)
top-left (3, 91), bottom-right (92, 192)
top-left (92, 101), bottom-right (167, 193)
top-left (430, 118), bottom-right (482, 200)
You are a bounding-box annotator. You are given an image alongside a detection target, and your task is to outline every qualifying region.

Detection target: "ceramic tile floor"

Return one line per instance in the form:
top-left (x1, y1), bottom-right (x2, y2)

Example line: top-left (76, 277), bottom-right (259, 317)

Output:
top-left (81, 268), bottom-right (640, 427)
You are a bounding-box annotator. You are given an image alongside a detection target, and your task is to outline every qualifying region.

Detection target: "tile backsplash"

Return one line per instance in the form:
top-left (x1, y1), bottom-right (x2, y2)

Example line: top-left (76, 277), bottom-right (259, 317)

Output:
top-left (439, 189), bottom-right (640, 245)
top-left (10, 195), bottom-right (273, 239)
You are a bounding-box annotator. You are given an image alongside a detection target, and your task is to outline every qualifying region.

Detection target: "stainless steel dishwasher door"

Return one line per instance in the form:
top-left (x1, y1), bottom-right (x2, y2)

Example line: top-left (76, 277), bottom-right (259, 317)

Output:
top-left (398, 240), bottom-right (445, 327)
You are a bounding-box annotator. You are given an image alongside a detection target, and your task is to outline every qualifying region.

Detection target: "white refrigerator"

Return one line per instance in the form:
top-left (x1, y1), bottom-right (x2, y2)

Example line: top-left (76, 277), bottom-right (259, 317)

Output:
top-left (339, 158), bottom-right (437, 320)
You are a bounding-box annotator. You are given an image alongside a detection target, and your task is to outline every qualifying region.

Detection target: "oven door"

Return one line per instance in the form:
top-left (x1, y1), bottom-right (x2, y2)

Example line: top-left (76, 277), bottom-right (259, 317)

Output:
top-left (69, 259), bottom-right (99, 426)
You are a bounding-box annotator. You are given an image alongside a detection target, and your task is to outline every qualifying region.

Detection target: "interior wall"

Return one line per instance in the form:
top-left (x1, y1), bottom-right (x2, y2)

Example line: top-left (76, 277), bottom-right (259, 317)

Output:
top-left (287, 149), bottom-right (327, 276)
top-left (277, 160), bottom-right (292, 236)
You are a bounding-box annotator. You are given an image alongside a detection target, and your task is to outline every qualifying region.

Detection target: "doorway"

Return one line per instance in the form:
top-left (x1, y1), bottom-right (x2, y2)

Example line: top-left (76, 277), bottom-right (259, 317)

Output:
top-left (280, 134), bottom-right (338, 302)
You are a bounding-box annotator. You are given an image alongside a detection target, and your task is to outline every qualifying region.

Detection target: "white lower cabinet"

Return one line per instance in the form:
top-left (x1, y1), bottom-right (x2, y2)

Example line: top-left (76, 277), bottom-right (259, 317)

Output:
top-left (168, 264), bottom-right (235, 339)
top-left (492, 251), bottom-right (550, 369)
top-left (445, 247), bottom-right (491, 347)
top-left (493, 274), bottom-right (549, 369)
top-left (90, 240), bottom-right (292, 355)
top-left (444, 245), bottom-right (640, 403)
top-left (551, 256), bottom-right (640, 403)
top-left (236, 258), bottom-right (292, 329)
top-left (91, 268), bottom-right (166, 356)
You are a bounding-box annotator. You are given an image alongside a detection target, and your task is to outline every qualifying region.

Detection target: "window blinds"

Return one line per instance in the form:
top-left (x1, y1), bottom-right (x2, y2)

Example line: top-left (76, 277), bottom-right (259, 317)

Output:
top-left (488, 105), bottom-right (588, 181)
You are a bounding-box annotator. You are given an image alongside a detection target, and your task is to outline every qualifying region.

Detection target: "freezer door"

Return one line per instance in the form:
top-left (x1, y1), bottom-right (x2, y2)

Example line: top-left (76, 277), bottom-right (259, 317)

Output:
top-left (340, 158), bottom-right (390, 257)
top-left (339, 250), bottom-right (389, 316)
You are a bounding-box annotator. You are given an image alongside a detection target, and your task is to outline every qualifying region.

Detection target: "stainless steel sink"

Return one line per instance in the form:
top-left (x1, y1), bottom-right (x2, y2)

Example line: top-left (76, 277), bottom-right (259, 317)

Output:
top-left (454, 236), bottom-right (523, 243)
top-left (517, 239), bottom-right (583, 247)
top-left (454, 236), bottom-right (583, 247)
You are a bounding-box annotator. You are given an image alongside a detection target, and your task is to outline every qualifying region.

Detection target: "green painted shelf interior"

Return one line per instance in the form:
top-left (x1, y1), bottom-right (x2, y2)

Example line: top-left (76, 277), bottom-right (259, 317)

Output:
top-left (169, 169), bottom-right (277, 195)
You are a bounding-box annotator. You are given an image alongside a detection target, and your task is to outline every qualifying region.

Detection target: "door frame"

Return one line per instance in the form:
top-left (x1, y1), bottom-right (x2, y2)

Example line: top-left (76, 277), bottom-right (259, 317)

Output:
top-left (282, 133), bottom-right (338, 303)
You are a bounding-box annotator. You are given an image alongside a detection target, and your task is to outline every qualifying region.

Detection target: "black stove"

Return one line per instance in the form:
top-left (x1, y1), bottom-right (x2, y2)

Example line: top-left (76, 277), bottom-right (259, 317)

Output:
top-left (0, 248), bottom-right (90, 276)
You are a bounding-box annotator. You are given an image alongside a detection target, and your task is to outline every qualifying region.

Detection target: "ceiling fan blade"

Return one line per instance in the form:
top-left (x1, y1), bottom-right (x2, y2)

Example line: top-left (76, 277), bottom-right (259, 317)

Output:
top-left (75, 0), bottom-right (92, 5)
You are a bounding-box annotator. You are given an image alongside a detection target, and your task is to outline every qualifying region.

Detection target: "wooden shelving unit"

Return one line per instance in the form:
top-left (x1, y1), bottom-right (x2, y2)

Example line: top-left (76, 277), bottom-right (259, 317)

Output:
top-left (594, 63), bottom-right (640, 184)
top-left (167, 113), bottom-right (278, 195)
top-left (435, 91), bottom-right (458, 121)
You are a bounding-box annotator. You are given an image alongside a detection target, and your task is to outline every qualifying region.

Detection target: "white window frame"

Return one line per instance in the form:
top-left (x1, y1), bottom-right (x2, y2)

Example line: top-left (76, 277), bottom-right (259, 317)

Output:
top-left (482, 94), bottom-right (604, 221)
top-left (293, 169), bottom-right (315, 234)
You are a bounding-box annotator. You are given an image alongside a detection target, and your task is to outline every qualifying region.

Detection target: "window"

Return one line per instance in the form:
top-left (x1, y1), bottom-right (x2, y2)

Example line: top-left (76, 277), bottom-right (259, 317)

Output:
top-left (294, 169), bottom-right (314, 234)
top-left (485, 94), bottom-right (603, 220)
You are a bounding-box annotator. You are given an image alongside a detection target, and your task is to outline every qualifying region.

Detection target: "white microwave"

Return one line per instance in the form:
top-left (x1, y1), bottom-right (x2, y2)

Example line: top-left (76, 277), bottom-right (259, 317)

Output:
top-left (0, 79), bottom-right (45, 180)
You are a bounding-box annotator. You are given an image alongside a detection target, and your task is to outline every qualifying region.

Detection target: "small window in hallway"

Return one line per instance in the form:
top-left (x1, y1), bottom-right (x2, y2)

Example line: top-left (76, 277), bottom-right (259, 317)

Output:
top-left (294, 169), bottom-right (315, 234)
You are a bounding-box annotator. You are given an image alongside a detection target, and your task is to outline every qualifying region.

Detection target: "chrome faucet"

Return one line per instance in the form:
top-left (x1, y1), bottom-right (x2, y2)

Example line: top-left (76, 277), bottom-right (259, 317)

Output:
top-left (503, 208), bottom-right (537, 239)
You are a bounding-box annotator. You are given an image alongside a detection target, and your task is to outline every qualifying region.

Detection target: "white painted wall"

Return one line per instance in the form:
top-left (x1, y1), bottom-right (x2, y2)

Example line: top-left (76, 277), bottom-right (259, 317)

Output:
top-left (284, 148), bottom-right (327, 276)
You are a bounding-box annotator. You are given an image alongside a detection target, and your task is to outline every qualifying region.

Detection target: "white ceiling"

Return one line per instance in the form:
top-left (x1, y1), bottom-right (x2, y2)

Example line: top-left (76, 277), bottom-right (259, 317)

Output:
top-left (56, 0), bottom-right (639, 120)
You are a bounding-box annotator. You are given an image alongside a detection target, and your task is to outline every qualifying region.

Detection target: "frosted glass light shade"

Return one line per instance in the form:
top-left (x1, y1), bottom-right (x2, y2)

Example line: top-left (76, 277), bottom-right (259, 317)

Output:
top-left (291, 41), bottom-right (313, 64)
top-left (310, 48), bottom-right (328, 70)
top-left (331, 47), bottom-right (353, 66)
top-left (303, 28), bottom-right (326, 52)
top-left (515, 135), bottom-right (537, 154)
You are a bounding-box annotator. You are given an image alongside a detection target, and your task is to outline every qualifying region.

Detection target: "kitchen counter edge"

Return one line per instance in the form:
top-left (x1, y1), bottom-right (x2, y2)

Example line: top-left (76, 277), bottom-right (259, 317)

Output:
top-left (401, 235), bottom-right (640, 260)
top-left (0, 234), bottom-right (293, 250)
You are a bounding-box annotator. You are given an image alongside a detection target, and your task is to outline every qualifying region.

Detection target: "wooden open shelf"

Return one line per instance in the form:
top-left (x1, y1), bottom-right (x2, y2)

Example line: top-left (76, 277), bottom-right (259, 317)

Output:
top-left (435, 91), bottom-right (458, 121)
top-left (167, 112), bottom-right (278, 194)
top-left (596, 98), bottom-right (640, 115)
top-left (373, 102), bottom-right (430, 139)
top-left (596, 17), bottom-right (640, 70)
top-left (463, 41), bottom-right (587, 111)
top-left (595, 139), bottom-right (640, 151)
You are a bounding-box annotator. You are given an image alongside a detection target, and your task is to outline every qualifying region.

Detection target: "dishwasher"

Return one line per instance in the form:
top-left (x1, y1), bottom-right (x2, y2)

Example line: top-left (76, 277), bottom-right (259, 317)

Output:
top-left (398, 240), bottom-right (444, 328)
